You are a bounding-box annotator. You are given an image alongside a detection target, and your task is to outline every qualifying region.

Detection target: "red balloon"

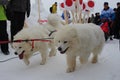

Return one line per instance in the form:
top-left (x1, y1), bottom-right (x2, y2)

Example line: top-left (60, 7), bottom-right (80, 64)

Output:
top-left (88, 1), bottom-right (94, 8)
top-left (73, 0), bottom-right (76, 1)
top-left (83, 3), bottom-right (86, 10)
top-left (65, 0), bottom-right (73, 7)
top-left (61, 3), bottom-right (64, 8)
top-left (79, 0), bottom-right (83, 5)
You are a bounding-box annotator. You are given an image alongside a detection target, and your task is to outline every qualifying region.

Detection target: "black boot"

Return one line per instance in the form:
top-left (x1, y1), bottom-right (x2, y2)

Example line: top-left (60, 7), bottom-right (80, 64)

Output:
top-left (110, 36), bottom-right (113, 40)
top-left (114, 35), bottom-right (120, 39)
top-left (1, 42), bottom-right (9, 55)
top-left (2, 51), bottom-right (10, 55)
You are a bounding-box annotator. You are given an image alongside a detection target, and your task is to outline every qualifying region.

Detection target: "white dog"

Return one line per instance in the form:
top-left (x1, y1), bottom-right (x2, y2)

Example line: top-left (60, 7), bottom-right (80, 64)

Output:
top-left (43, 14), bottom-right (65, 36)
top-left (54, 23), bottom-right (105, 73)
top-left (42, 14), bottom-right (65, 54)
top-left (12, 26), bottom-right (56, 65)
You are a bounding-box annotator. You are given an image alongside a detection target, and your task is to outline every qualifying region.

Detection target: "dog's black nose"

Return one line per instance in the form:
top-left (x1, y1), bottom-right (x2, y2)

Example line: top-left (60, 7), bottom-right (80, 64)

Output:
top-left (14, 52), bottom-right (18, 55)
top-left (58, 47), bottom-right (62, 51)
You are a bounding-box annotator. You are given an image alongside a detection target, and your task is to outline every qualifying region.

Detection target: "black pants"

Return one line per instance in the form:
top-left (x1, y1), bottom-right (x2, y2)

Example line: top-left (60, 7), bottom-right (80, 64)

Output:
top-left (0, 21), bottom-right (9, 52)
top-left (10, 11), bottom-right (25, 40)
top-left (113, 22), bottom-right (120, 37)
top-left (108, 21), bottom-right (113, 36)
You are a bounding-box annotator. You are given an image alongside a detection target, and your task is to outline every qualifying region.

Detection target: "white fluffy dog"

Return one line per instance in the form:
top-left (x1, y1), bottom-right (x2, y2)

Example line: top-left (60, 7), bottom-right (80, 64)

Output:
top-left (12, 26), bottom-right (56, 65)
top-left (43, 14), bottom-right (65, 36)
top-left (42, 14), bottom-right (64, 55)
top-left (54, 23), bottom-right (105, 73)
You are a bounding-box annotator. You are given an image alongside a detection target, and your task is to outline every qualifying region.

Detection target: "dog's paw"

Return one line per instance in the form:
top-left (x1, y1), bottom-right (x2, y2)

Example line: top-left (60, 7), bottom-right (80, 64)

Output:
top-left (80, 58), bottom-right (88, 64)
top-left (66, 67), bottom-right (75, 73)
top-left (40, 61), bottom-right (45, 65)
top-left (23, 59), bottom-right (30, 65)
top-left (49, 53), bottom-right (56, 57)
top-left (92, 56), bottom-right (98, 64)
top-left (92, 59), bottom-right (97, 63)
top-left (49, 51), bottom-right (56, 57)
top-left (24, 61), bottom-right (30, 65)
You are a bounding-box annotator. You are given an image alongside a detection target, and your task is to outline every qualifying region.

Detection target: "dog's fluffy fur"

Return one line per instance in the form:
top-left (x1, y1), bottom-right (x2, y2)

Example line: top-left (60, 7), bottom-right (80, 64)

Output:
top-left (54, 23), bottom-right (105, 73)
top-left (12, 14), bottom-right (64, 65)
top-left (12, 26), bottom-right (56, 65)
top-left (42, 14), bottom-right (64, 48)
top-left (43, 14), bottom-right (64, 33)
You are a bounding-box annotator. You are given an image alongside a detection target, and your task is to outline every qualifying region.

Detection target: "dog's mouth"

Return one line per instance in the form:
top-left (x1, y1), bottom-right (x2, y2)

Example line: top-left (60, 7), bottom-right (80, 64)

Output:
top-left (60, 47), bottom-right (69, 54)
top-left (18, 51), bottom-right (25, 60)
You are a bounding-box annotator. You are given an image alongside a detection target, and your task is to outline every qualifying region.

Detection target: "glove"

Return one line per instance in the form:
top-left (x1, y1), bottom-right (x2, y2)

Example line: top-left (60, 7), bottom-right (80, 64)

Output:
top-left (26, 0), bottom-right (31, 18)
top-left (27, 10), bottom-right (30, 18)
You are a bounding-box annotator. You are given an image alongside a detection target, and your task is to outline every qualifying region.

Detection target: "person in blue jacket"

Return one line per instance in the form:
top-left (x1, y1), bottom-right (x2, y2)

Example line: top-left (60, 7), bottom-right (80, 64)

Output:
top-left (100, 2), bottom-right (115, 40)
top-left (61, 10), bottom-right (72, 24)
top-left (100, 2), bottom-right (115, 21)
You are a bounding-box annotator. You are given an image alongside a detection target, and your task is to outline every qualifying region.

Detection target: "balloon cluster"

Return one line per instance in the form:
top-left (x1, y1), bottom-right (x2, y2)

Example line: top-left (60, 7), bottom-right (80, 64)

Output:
top-left (60, 0), bottom-right (95, 11)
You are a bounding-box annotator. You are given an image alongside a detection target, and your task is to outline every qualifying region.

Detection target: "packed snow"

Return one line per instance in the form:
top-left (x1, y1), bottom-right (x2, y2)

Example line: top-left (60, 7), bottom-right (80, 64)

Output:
top-left (0, 39), bottom-right (120, 80)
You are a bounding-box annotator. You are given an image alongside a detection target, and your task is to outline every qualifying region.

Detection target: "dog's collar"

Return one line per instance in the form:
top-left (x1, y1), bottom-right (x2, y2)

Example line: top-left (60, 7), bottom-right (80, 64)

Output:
top-left (49, 30), bottom-right (57, 36)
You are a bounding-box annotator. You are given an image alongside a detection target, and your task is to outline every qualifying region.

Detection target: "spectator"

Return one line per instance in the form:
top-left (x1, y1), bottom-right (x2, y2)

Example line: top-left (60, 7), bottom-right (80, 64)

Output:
top-left (51, 2), bottom-right (57, 13)
top-left (61, 10), bottom-right (72, 24)
top-left (113, 8), bottom-right (117, 12)
top-left (0, 0), bottom-right (9, 55)
top-left (101, 2), bottom-right (115, 21)
top-left (94, 12), bottom-right (101, 25)
top-left (113, 2), bottom-right (120, 39)
top-left (100, 2), bottom-right (115, 40)
top-left (90, 14), bottom-right (95, 23)
top-left (9, 0), bottom-right (31, 41)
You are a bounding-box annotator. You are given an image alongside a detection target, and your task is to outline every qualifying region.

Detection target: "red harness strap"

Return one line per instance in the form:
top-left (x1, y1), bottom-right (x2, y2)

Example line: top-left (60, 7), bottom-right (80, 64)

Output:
top-left (0, 39), bottom-right (52, 51)
top-left (31, 41), bottom-right (34, 50)
top-left (30, 39), bottom-right (52, 51)
top-left (0, 41), bottom-right (11, 44)
top-left (0, 39), bottom-right (52, 44)
top-left (0, 40), bottom-right (23, 44)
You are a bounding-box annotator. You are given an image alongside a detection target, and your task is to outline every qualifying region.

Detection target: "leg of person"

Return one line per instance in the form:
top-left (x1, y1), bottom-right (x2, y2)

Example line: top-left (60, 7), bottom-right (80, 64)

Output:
top-left (109, 21), bottom-right (113, 40)
top-left (0, 21), bottom-right (9, 55)
top-left (113, 23), bottom-right (117, 38)
top-left (10, 11), bottom-right (25, 41)
top-left (115, 23), bottom-right (120, 39)
top-left (114, 28), bottom-right (119, 39)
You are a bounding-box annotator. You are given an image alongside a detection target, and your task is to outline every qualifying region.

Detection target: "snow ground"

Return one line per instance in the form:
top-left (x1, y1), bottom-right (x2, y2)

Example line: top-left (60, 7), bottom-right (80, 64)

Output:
top-left (0, 39), bottom-right (120, 80)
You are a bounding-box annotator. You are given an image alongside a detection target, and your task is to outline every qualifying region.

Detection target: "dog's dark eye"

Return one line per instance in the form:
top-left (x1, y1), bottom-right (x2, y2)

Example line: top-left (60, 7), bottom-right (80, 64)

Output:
top-left (19, 47), bottom-right (22, 49)
top-left (64, 41), bottom-right (68, 44)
